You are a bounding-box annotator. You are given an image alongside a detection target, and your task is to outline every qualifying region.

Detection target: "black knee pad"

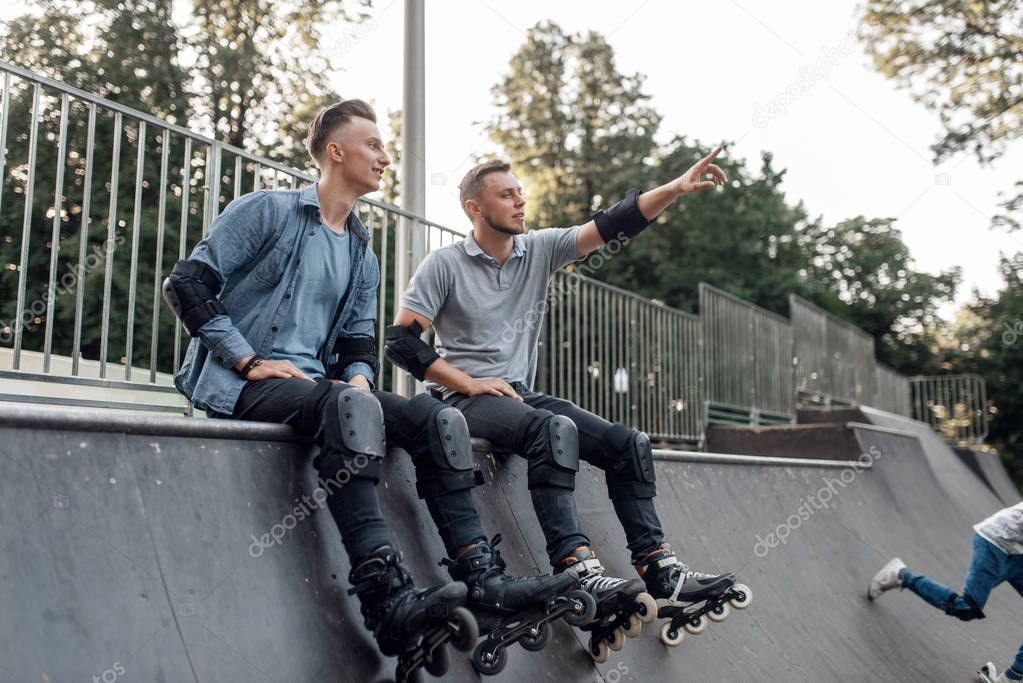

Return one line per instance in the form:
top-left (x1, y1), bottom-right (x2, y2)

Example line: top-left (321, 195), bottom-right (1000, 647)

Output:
top-left (401, 395), bottom-right (479, 499)
top-left (602, 424), bottom-right (656, 500)
top-left (317, 387), bottom-right (386, 484)
top-left (516, 409), bottom-right (579, 490)
top-left (945, 593), bottom-right (986, 621)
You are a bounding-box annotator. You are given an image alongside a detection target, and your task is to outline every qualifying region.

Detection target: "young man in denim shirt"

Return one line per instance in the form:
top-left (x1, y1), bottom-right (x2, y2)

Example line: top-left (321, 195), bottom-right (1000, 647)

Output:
top-left (167, 101), bottom-right (571, 667)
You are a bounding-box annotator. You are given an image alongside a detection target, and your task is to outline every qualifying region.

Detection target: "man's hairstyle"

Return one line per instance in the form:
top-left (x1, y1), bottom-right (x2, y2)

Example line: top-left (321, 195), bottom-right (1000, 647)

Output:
top-left (458, 159), bottom-right (512, 218)
top-left (306, 99), bottom-right (377, 163)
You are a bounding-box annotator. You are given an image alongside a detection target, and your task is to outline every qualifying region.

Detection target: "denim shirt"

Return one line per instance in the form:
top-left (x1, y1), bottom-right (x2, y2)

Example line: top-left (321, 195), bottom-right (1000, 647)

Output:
top-left (173, 184), bottom-right (379, 415)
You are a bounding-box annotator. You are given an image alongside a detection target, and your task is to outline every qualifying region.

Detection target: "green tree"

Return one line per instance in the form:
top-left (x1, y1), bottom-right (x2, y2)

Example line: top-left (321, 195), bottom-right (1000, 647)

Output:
top-left (942, 253), bottom-right (1023, 485)
top-left (796, 216), bottom-right (961, 372)
top-left (859, 0), bottom-right (1023, 230)
top-left (486, 21), bottom-right (660, 230)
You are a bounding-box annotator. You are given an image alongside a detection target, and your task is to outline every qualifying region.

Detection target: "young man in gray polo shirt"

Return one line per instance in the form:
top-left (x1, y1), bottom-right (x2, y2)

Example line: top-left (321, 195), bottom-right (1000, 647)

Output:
top-left (388, 153), bottom-right (742, 649)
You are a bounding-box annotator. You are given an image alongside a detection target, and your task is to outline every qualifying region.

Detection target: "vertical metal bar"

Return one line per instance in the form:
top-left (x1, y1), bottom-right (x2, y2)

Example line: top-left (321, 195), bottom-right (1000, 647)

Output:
top-left (12, 83), bottom-right (42, 369)
top-left (42, 93), bottom-right (70, 373)
top-left (124, 120), bottom-right (146, 380)
top-left (233, 155), bottom-right (242, 201)
top-left (377, 210), bottom-right (389, 377)
top-left (172, 138), bottom-right (192, 374)
top-left (149, 128), bottom-right (170, 383)
top-left (0, 73), bottom-right (11, 248)
top-left (72, 102), bottom-right (96, 377)
top-left (290, 174), bottom-right (297, 190)
top-left (209, 143), bottom-right (222, 222)
top-left (252, 162), bottom-right (261, 192)
top-left (99, 111), bottom-right (122, 378)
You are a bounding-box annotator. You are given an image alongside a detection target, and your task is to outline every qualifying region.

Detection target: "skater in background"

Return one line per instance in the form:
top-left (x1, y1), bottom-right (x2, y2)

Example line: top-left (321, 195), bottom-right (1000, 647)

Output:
top-left (868, 502), bottom-right (1023, 682)
top-left (387, 150), bottom-right (745, 657)
top-left (166, 100), bottom-right (573, 676)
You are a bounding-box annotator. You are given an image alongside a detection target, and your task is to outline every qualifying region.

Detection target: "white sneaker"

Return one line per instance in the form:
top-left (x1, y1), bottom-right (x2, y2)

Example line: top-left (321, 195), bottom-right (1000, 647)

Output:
top-left (978, 662), bottom-right (1014, 683)
top-left (867, 557), bottom-right (907, 600)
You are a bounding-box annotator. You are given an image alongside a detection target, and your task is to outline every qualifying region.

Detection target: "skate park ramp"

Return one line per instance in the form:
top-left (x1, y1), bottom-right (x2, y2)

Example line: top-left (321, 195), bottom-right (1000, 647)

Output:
top-left (954, 446), bottom-right (1021, 506)
top-left (3, 403), bottom-right (1023, 683)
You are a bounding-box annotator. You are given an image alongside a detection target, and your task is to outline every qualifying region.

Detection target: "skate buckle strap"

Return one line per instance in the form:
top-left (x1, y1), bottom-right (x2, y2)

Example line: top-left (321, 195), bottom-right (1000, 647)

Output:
top-left (577, 558), bottom-right (604, 574)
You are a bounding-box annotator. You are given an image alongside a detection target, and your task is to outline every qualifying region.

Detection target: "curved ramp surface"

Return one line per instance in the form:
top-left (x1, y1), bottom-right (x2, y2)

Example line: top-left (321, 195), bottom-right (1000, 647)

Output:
top-left (2, 404), bottom-right (1022, 682)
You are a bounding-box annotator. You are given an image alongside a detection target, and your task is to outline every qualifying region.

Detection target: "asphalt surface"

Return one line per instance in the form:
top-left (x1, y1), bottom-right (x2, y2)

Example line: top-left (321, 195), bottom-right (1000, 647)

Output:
top-left (1, 403), bottom-right (1020, 682)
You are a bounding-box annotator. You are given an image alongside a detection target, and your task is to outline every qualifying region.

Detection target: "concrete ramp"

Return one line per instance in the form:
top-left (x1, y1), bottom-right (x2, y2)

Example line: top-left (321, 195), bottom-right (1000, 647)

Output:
top-left (955, 447), bottom-right (1021, 506)
top-left (2, 404), bottom-right (1022, 682)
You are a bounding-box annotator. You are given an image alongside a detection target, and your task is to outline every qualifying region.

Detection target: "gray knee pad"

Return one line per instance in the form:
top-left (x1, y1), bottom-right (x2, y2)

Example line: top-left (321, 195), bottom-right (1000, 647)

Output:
top-left (603, 424), bottom-right (656, 500)
top-left (402, 395), bottom-right (479, 499)
top-left (519, 409), bottom-right (579, 490)
top-left (318, 387), bottom-right (386, 484)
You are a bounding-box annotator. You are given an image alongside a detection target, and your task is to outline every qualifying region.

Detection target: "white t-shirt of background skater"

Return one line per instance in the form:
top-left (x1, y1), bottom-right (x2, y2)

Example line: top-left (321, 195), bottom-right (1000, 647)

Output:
top-left (974, 502), bottom-right (1023, 555)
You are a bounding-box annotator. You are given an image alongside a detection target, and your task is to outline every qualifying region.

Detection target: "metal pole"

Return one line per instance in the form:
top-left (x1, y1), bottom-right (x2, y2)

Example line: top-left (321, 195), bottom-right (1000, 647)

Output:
top-left (393, 0), bottom-right (426, 397)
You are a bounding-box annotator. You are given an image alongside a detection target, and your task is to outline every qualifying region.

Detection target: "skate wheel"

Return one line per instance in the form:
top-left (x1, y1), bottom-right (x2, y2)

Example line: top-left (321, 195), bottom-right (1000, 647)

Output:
top-left (708, 601), bottom-right (731, 622)
top-left (471, 644), bottom-right (507, 676)
top-left (634, 591), bottom-right (658, 624)
top-left (450, 606), bottom-right (479, 652)
top-left (729, 583), bottom-right (752, 610)
top-left (683, 613), bottom-right (708, 636)
top-left (563, 589), bottom-right (597, 626)
top-left (608, 628), bottom-right (625, 652)
top-left (623, 613), bottom-right (642, 638)
top-left (519, 622), bottom-right (550, 652)
top-left (424, 644), bottom-right (450, 677)
top-left (588, 635), bottom-right (609, 663)
top-left (659, 621), bottom-right (685, 647)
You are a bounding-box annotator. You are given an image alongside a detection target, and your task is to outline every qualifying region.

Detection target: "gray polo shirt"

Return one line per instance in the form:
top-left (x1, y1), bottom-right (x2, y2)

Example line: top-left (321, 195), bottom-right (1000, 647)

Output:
top-left (401, 226), bottom-right (580, 397)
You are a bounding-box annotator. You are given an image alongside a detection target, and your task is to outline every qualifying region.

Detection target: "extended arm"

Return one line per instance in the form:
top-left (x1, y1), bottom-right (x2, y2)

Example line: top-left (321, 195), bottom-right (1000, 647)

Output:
top-left (575, 145), bottom-right (727, 258)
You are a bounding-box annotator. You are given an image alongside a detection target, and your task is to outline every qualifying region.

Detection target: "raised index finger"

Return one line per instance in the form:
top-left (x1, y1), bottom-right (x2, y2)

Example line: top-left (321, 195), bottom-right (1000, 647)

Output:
top-left (703, 145), bottom-right (723, 165)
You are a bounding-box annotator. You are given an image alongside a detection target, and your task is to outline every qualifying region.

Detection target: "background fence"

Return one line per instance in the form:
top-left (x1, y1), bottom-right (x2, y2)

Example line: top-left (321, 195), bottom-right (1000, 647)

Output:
top-left (0, 59), bottom-right (980, 446)
top-left (910, 374), bottom-right (988, 446)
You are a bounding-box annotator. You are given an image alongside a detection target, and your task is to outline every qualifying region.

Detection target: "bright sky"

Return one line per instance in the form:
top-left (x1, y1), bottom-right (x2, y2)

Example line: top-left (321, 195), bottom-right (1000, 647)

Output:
top-left (5, 0), bottom-right (1022, 313)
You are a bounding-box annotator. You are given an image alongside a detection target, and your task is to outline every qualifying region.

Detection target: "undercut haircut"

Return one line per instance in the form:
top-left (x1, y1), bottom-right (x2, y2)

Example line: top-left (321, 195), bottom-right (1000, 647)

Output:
top-left (458, 159), bottom-right (512, 218)
top-left (306, 100), bottom-right (377, 164)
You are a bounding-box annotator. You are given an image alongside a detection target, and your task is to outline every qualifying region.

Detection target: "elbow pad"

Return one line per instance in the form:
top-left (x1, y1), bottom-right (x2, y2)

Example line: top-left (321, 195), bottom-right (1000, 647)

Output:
top-left (592, 189), bottom-right (652, 244)
top-left (333, 336), bottom-right (380, 378)
top-left (162, 259), bottom-right (227, 336)
top-left (384, 320), bottom-right (440, 380)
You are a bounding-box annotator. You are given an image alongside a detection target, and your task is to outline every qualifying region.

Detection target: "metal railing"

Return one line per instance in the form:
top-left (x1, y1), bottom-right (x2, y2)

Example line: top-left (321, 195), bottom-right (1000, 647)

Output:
top-left (790, 294), bottom-right (881, 408)
top-left (700, 283), bottom-right (795, 424)
top-left (1, 59), bottom-right (934, 444)
top-left (538, 271), bottom-right (703, 443)
top-left (911, 374), bottom-right (988, 445)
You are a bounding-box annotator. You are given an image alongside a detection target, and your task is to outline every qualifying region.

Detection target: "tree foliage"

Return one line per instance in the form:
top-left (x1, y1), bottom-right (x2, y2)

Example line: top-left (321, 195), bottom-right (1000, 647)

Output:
top-left (859, 0), bottom-right (1023, 230)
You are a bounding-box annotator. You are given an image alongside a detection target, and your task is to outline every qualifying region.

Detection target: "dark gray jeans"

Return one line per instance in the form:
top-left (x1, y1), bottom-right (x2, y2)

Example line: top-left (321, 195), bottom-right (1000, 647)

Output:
top-left (445, 383), bottom-right (665, 565)
top-left (230, 378), bottom-right (486, 562)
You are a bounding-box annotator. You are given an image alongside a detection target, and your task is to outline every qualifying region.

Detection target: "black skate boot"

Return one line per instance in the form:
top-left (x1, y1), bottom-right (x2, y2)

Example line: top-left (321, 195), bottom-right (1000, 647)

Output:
top-left (635, 543), bottom-right (752, 648)
top-left (445, 535), bottom-right (595, 676)
top-left (556, 546), bottom-right (657, 663)
top-left (348, 545), bottom-right (479, 682)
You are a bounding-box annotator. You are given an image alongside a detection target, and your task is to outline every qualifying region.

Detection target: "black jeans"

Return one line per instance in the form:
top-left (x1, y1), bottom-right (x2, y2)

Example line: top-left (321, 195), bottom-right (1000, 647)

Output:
top-left (446, 384), bottom-right (665, 565)
top-left (231, 378), bottom-right (486, 562)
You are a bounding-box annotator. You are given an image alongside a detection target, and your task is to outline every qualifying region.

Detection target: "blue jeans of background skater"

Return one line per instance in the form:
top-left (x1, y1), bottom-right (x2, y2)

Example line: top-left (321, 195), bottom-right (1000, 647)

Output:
top-left (899, 532), bottom-right (1023, 679)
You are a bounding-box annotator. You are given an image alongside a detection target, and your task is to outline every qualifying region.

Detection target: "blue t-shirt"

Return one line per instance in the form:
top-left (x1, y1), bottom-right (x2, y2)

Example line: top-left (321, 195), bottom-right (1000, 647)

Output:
top-left (269, 221), bottom-right (352, 378)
